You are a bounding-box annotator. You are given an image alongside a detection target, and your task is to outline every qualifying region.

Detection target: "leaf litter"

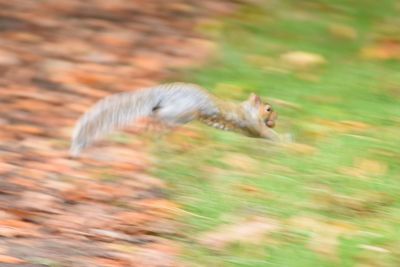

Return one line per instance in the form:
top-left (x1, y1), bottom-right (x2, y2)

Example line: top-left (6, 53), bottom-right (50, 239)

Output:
top-left (0, 0), bottom-right (234, 266)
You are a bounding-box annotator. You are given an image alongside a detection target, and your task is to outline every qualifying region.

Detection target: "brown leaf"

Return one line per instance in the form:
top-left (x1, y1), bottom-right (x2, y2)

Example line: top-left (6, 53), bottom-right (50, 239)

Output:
top-left (285, 143), bottom-right (317, 155)
top-left (5, 124), bottom-right (45, 135)
top-left (95, 32), bottom-right (137, 48)
top-left (280, 51), bottom-right (326, 69)
top-left (236, 184), bottom-right (263, 193)
top-left (0, 49), bottom-right (20, 66)
top-left (0, 255), bottom-right (25, 264)
top-left (289, 216), bottom-right (357, 258)
top-left (145, 240), bottom-right (181, 255)
top-left (114, 211), bottom-right (156, 234)
top-left (0, 211), bottom-right (18, 222)
top-left (138, 199), bottom-right (182, 218)
top-left (198, 216), bottom-right (280, 250)
top-left (72, 71), bottom-right (115, 86)
top-left (130, 247), bottom-right (177, 267)
top-left (85, 184), bottom-right (128, 202)
top-left (339, 158), bottom-right (388, 179)
top-left (0, 162), bottom-right (16, 175)
top-left (89, 229), bottom-right (139, 243)
top-left (186, 38), bottom-right (218, 65)
top-left (246, 55), bottom-right (275, 70)
top-left (94, 257), bottom-right (131, 267)
top-left (311, 186), bottom-right (393, 216)
top-left (117, 212), bottom-right (153, 226)
top-left (0, 219), bottom-right (39, 237)
top-left (355, 158), bottom-right (388, 176)
top-left (361, 40), bottom-right (400, 60)
top-left (17, 191), bottom-right (61, 214)
top-left (223, 153), bottom-right (258, 172)
top-left (340, 120), bottom-right (370, 132)
top-left (132, 54), bottom-right (165, 71)
top-left (313, 119), bottom-right (370, 134)
top-left (328, 24), bottom-right (357, 40)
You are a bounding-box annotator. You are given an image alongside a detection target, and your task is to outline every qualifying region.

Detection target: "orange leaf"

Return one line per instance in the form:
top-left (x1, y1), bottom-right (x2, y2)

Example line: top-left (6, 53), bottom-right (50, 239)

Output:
top-left (0, 255), bottom-right (25, 264)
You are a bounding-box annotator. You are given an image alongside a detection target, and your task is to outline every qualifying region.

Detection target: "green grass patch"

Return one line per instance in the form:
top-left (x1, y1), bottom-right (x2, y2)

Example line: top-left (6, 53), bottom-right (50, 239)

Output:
top-left (156, 0), bottom-right (400, 266)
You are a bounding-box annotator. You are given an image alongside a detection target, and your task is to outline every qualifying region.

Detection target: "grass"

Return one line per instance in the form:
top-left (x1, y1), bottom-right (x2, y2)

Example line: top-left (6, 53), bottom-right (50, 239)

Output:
top-left (154, 1), bottom-right (400, 266)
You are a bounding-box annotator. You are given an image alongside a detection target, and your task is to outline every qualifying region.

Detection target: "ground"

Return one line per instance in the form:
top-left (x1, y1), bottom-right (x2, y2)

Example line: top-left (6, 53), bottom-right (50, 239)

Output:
top-left (1, 1), bottom-right (400, 267)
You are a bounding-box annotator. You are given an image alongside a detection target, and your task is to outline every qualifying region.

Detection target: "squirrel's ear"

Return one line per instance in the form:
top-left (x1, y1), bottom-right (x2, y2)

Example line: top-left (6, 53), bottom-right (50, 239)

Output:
top-left (248, 93), bottom-right (262, 106)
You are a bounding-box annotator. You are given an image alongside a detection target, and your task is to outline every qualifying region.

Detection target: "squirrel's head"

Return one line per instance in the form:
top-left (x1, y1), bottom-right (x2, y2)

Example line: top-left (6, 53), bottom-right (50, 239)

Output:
top-left (247, 93), bottom-right (277, 128)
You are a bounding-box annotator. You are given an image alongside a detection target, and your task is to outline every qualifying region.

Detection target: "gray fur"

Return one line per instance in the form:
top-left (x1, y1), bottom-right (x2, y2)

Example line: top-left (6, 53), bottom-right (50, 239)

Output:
top-left (70, 83), bottom-right (217, 156)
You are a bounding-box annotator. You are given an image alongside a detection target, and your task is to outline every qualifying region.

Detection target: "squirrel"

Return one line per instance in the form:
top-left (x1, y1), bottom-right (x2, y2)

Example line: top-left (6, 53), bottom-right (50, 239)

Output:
top-left (70, 82), bottom-right (281, 156)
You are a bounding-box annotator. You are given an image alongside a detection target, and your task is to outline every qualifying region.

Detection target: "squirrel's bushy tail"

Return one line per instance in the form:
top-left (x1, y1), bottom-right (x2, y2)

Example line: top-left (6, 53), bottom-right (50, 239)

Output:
top-left (70, 83), bottom-right (215, 156)
top-left (70, 88), bottom-right (160, 156)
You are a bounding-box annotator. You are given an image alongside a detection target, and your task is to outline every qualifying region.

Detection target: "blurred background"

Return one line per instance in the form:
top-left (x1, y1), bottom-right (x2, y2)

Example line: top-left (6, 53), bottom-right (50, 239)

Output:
top-left (0, 0), bottom-right (399, 266)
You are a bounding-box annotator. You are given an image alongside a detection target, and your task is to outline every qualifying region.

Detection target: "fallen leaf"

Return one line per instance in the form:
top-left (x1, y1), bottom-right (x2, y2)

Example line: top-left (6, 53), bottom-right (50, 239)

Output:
top-left (285, 143), bottom-right (317, 155)
top-left (280, 51), bottom-right (326, 69)
top-left (17, 191), bottom-right (61, 213)
top-left (246, 54), bottom-right (274, 68)
top-left (328, 24), bottom-right (357, 40)
top-left (132, 54), bottom-right (165, 71)
top-left (0, 162), bottom-right (16, 175)
top-left (339, 158), bottom-right (388, 179)
top-left (223, 153), bottom-right (259, 172)
top-left (355, 158), bottom-right (388, 177)
top-left (313, 119), bottom-right (370, 133)
top-left (289, 216), bottom-right (357, 258)
top-left (236, 184), bottom-right (263, 193)
top-left (138, 199), bottom-right (182, 218)
top-left (116, 212), bottom-right (153, 226)
top-left (187, 38), bottom-right (218, 65)
top-left (198, 216), bottom-right (280, 250)
top-left (130, 247), bottom-right (177, 267)
top-left (0, 219), bottom-right (39, 237)
top-left (0, 49), bottom-right (20, 65)
top-left (0, 255), bottom-right (25, 264)
top-left (361, 40), bottom-right (400, 60)
top-left (5, 124), bottom-right (45, 135)
top-left (89, 229), bottom-right (141, 243)
top-left (0, 211), bottom-right (17, 221)
top-left (340, 120), bottom-right (370, 132)
top-left (114, 212), bottom-right (155, 234)
top-left (311, 186), bottom-right (393, 216)
top-left (94, 257), bottom-right (131, 267)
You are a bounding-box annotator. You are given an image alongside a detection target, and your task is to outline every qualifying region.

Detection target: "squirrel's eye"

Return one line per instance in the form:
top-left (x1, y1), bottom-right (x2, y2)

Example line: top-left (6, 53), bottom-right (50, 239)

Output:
top-left (266, 106), bottom-right (272, 112)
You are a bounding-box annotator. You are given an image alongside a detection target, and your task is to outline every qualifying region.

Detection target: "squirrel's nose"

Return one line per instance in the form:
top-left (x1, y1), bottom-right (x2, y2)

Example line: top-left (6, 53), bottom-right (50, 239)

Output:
top-left (265, 111), bottom-right (277, 128)
top-left (266, 120), bottom-right (275, 128)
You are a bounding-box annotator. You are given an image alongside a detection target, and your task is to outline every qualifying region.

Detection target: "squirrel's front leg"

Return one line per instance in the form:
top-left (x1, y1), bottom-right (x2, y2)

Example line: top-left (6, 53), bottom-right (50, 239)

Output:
top-left (260, 127), bottom-right (294, 144)
top-left (259, 127), bottom-right (281, 142)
